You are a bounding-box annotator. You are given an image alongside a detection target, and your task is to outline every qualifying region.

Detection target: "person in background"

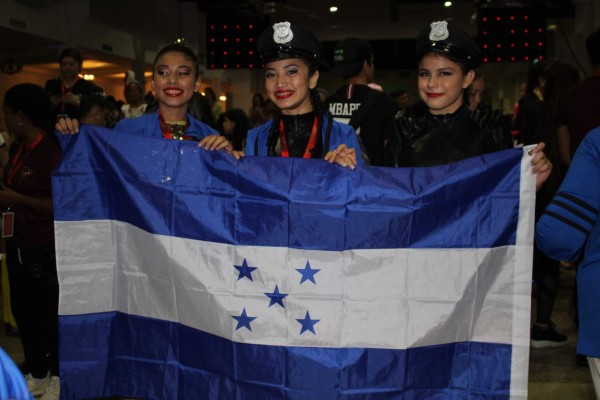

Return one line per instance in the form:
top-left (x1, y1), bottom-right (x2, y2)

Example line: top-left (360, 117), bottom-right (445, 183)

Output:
top-left (241, 21), bottom-right (362, 169)
top-left (367, 82), bottom-right (384, 92)
top-left (0, 83), bottom-right (63, 400)
top-left (556, 26), bottom-right (600, 166)
top-left (0, 116), bottom-right (15, 340)
top-left (261, 99), bottom-right (278, 122)
top-left (385, 20), bottom-right (550, 189)
top-left (203, 87), bottom-right (223, 124)
top-left (188, 92), bottom-right (215, 128)
top-left (467, 72), bottom-right (490, 111)
top-left (44, 48), bottom-right (103, 122)
top-left (57, 42), bottom-right (230, 151)
top-left (215, 113), bottom-right (226, 136)
top-left (552, 31), bottom-right (600, 364)
top-left (327, 37), bottom-right (399, 166)
top-left (222, 108), bottom-right (250, 151)
top-left (514, 59), bottom-right (555, 146)
top-left (79, 95), bottom-right (110, 127)
top-left (104, 96), bottom-right (124, 128)
top-left (121, 73), bottom-right (147, 119)
top-left (528, 61), bottom-right (580, 350)
top-left (389, 89), bottom-right (410, 117)
top-left (249, 92), bottom-right (268, 127)
top-left (511, 82), bottom-right (527, 139)
top-left (535, 126), bottom-right (600, 398)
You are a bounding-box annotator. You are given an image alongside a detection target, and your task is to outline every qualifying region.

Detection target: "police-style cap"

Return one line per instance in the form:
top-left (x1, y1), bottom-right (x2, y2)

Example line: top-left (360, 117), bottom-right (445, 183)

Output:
top-left (257, 21), bottom-right (322, 64)
top-left (332, 38), bottom-right (372, 77)
top-left (416, 20), bottom-right (482, 70)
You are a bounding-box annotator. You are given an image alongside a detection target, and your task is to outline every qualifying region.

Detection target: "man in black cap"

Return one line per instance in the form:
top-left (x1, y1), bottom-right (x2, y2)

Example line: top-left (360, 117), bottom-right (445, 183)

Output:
top-left (327, 38), bottom-right (399, 166)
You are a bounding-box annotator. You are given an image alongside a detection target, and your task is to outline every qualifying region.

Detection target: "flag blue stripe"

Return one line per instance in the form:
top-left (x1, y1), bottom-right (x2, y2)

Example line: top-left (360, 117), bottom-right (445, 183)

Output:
top-left (53, 128), bottom-right (522, 250)
top-left (59, 312), bottom-right (511, 400)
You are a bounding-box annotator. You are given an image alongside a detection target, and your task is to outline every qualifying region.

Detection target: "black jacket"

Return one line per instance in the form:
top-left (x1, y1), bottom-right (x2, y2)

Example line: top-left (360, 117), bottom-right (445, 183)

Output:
top-left (386, 105), bottom-right (513, 168)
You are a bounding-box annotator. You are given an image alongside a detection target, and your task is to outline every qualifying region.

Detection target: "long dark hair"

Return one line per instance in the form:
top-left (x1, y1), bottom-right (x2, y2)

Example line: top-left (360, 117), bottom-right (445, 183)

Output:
top-left (188, 92), bottom-right (215, 127)
top-left (223, 108), bottom-right (250, 151)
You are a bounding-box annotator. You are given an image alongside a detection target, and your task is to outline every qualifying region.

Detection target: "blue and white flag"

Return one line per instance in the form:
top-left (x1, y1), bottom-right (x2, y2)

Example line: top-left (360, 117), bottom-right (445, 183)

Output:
top-left (54, 126), bottom-right (535, 400)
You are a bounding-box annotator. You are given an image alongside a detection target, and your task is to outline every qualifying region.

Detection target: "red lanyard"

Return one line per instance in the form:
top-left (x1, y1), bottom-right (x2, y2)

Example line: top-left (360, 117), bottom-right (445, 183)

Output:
top-left (158, 111), bottom-right (190, 140)
top-left (60, 78), bottom-right (79, 113)
top-left (279, 115), bottom-right (319, 158)
top-left (6, 131), bottom-right (45, 186)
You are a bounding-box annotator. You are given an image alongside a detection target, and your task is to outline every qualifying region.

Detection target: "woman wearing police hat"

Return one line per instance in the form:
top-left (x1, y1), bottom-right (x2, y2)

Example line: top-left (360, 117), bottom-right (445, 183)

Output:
top-left (386, 20), bottom-right (551, 190)
top-left (243, 21), bottom-right (363, 168)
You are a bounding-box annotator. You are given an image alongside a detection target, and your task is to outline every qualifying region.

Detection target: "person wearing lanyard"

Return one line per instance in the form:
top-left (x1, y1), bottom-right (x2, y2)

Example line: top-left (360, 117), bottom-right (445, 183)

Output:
top-left (44, 48), bottom-right (104, 122)
top-left (241, 21), bottom-right (363, 168)
top-left (0, 83), bottom-right (63, 400)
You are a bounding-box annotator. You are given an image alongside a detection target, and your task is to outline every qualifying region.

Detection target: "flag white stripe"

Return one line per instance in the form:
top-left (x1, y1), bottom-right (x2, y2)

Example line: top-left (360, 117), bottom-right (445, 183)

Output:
top-left (56, 219), bottom-right (529, 351)
top-left (508, 146), bottom-right (537, 399)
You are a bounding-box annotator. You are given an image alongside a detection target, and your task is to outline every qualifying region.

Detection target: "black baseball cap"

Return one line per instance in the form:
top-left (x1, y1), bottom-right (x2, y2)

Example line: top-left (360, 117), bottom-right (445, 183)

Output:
top-left (257, 21), bottom-right (322, 65)
top-left (416, 20), bottom-right (482, 70)
top-left (332, 38), bottom-right (372, 77)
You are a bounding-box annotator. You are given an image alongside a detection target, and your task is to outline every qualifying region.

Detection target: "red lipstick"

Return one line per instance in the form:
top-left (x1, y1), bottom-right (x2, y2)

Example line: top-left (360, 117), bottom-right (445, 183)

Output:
top-left (164, 87), bottom-right (183, 97)
top-left (275, 90), bottom-right (293, 100)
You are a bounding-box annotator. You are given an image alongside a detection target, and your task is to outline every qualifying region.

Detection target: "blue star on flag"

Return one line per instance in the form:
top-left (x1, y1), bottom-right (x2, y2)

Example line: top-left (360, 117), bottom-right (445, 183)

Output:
top-left (296, 310), bottom-right (320, 335)
top-left (264, 285), bottom-right (288, 308)
top-left (296, 261), bottom-right (320, 284)
top-left (234, 259), bottom-right (257, 281)
top-left (232, 308), bottom-right (257, 331)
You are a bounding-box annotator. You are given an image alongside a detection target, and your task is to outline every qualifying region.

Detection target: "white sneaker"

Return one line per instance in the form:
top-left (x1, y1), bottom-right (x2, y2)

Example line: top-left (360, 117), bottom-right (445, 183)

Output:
top-left (25, 372), bottom-right (49, 396)
top-left (39, 376), bottom-right (60, 400)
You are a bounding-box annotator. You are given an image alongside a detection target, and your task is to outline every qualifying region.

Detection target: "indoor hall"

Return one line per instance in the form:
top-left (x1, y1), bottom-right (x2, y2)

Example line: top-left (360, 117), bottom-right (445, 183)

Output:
top-left (1, 0), bottom-right (599, 399)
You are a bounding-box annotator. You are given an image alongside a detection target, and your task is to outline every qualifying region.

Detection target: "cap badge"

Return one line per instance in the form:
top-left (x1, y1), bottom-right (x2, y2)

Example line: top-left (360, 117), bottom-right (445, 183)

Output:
top-left (429, 21), bottom-right (449, 41)
top-left (273, 22), bottom-right (293, 44)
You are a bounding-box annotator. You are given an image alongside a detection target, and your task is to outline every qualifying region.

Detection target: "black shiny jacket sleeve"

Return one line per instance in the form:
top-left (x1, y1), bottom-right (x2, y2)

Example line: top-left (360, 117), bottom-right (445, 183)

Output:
top-left (384, 106), bottom-right (513, 168)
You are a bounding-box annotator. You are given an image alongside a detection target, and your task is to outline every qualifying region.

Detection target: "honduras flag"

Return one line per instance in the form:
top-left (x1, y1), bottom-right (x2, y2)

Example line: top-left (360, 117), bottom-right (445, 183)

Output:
top-left (54, 126), bottom-right (535, 399)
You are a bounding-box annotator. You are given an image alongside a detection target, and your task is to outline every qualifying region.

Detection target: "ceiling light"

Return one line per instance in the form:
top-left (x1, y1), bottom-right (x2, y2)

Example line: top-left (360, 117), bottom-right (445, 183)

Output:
top-left (444, 1), bottom-right (452, 7)
top-left (330, 6), bottom-right (338, 13)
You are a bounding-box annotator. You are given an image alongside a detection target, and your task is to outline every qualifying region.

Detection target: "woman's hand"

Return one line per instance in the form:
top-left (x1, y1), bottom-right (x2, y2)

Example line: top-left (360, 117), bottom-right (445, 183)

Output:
top-left (56, 117), bottom-right (80, 134)
top-left (198, 135), bottom-right (233, 152)
top-left (529, 142), bottom-right (553, 191)
top-left (325, 144), bottom-right (357, 170)
top-left (231, 150), bottom-right (244, 160)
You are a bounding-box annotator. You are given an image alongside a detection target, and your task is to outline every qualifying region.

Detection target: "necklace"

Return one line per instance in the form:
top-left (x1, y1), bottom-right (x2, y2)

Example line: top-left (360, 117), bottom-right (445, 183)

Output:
top-left (158, 111), bottom-right (190, 140)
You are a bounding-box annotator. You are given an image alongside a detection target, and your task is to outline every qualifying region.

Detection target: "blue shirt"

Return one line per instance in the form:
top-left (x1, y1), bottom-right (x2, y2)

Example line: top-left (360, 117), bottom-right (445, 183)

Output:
top-left (536, 127), bottom-right (600, 357)
top-left (245, 116), bottom-right (364, 166)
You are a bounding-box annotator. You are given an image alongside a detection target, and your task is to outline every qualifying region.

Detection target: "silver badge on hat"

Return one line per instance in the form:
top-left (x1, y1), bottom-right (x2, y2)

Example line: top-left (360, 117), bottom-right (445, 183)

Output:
top-left (273, 22), bottom-right (293, 44)
top-left (429, 21), bottom-right (449, 41)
